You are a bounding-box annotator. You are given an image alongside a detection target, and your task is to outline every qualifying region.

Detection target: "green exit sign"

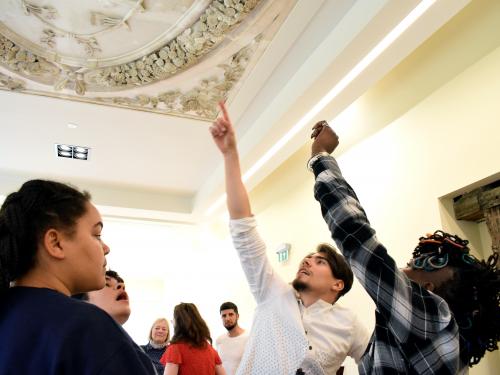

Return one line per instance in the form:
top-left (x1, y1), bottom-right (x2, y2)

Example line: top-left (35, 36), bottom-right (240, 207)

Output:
top-left (276, 243), bottom-right (291, 263)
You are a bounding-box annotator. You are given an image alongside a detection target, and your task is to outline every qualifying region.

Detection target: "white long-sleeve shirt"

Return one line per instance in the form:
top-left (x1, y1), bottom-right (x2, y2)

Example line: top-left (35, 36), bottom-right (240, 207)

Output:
top-left (230, 217), bottom-right (370, 375)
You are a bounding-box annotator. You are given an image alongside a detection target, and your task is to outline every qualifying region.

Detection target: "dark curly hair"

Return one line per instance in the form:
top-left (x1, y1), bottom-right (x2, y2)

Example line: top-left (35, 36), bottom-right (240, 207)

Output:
top-left (0, 179), bottom-right (90, 295)
top-left (412, 231), bottom-right (500, 367)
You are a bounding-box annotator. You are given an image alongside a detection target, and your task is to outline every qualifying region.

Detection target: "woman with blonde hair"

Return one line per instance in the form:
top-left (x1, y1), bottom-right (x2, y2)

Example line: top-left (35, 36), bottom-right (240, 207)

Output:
top-left (142, 318), bottom-right (170, 374)
top-left (160, 303), bottom-right (226, 375)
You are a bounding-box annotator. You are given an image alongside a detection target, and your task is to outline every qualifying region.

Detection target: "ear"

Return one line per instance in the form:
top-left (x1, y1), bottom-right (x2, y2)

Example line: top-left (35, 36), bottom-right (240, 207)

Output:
top-left (422, 281), bottom-right (435, 292)
top-left (42, 228), bottom-right (66, 260)
top-left (331, 279), bottom-right (345, 293)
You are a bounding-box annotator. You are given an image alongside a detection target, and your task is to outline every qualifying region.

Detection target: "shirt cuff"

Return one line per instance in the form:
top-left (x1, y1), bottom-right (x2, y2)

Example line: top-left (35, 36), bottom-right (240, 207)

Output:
top-left (229, 216), bottom-right (257, 235)
top-left (310, 154), bottom-right (340, 178)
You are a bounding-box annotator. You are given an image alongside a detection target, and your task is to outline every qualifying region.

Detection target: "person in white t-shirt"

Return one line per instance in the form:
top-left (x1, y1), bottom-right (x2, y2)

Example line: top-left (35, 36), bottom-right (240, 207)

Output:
top-left (215, 302), bottom-right (249, 375)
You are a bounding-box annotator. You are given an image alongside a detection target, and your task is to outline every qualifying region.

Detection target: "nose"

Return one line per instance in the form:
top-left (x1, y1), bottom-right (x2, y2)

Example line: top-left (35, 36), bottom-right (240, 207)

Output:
top-left (115, 282), bottom-right (125, 291)
top-left (102, 241), bottom-right (110, 255)
top-left (301, 258), bottom-right (311, 267)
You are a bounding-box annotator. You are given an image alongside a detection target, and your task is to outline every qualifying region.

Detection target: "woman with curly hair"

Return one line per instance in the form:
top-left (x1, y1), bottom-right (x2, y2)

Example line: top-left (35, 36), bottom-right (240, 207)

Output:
top-left (161, 303), bottom-right (226, 375)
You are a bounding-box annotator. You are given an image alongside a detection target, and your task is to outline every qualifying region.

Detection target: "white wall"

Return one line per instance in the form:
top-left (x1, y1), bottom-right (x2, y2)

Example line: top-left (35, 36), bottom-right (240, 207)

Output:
top-left (101, 217), bottom-right (256, 345)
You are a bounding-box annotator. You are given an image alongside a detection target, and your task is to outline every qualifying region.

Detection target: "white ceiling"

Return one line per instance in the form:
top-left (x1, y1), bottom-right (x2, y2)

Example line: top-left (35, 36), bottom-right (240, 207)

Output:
top-left (0, 0), bottom-right (470, 222)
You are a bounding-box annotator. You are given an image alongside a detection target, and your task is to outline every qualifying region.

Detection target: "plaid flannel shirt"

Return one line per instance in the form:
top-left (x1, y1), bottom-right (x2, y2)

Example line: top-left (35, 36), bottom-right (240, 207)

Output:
top-left (311, 155), bottom-right (465, 375)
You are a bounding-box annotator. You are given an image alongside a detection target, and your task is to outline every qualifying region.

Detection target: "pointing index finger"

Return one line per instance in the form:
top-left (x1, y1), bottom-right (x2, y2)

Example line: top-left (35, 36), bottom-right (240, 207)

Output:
top-left (219, 101), bottom-right (230, 122)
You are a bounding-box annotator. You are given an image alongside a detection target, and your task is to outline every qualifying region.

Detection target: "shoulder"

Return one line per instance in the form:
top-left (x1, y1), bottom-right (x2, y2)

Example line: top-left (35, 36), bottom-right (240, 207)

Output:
top-left (233, 331), bottom-right (249, 342)
top-left (165, 342), bottom-right (186, 358)
top-left (67, 298), bottom-right (121, 328)
top-left (331, 304), bottom-right (361, 326)
top-left (58, 299), bottom-right (137, 350)
top-left (239, 329), bottom-right (249, 338)
top-left (167, 342), bottom-right (185, 351)
top-left (4, 289), bottom-right (152, 373)
top-left (216, 334), bottom-right (227, 344)
top-left (6, 287), bottom-right (117, 329)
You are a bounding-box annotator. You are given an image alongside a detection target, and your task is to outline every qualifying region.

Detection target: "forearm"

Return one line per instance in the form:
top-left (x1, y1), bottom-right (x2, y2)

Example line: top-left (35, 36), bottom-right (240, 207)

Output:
top-left (215, 365), bottom-right (227, 375)
top-left (312, 156), bottom-right (399, 313)
top-left (163, 363), bottom-right (178, 375)
top-left (224, 150), bottom-right (251, 219)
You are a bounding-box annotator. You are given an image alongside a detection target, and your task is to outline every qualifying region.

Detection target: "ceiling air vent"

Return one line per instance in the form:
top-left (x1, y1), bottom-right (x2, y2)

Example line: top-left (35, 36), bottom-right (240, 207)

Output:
top-left (55, 144), bottom-right (90, 160)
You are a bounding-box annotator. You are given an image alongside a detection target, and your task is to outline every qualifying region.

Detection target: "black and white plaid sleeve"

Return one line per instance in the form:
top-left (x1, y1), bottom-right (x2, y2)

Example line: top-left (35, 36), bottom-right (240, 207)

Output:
top-left (311, 155), bottom-right (462, 374)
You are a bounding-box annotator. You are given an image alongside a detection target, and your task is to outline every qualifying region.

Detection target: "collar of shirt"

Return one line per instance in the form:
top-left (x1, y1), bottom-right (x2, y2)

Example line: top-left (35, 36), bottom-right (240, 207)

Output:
top-left (297, 295), bottom-right (334, 318)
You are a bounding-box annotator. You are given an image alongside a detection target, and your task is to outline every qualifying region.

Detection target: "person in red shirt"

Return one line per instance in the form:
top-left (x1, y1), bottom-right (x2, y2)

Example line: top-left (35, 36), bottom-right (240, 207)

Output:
top-left (161, 303), bottom-right (226, 375)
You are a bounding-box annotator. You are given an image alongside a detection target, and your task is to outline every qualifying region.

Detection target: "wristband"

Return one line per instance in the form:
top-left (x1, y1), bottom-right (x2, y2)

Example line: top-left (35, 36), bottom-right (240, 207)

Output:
top-left (307, 152), bottom-right (330, 171)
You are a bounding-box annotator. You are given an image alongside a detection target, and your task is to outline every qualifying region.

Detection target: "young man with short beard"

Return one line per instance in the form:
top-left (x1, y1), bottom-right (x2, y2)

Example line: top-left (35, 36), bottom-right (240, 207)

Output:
top-left (209, 103), bottom-right (370, 375)
top-left (216, 302), bottom-right (249, 375)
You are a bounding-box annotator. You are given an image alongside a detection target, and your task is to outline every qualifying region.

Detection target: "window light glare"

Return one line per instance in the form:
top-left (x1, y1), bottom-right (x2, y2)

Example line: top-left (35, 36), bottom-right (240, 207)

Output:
top-left (204, 0), bottom-right (436, 216)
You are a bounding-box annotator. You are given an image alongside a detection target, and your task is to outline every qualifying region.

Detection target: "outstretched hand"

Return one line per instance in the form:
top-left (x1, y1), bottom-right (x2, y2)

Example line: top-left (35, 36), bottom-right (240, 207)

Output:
top-left (210, 101), bottom-right (237, 155)
top-left (310, 120), bottom-right (339, 156)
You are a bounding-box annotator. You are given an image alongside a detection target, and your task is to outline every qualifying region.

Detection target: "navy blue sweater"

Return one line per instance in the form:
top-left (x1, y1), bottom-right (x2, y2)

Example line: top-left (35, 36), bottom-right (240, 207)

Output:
top-left (0, 287), bottom-right (155, 375)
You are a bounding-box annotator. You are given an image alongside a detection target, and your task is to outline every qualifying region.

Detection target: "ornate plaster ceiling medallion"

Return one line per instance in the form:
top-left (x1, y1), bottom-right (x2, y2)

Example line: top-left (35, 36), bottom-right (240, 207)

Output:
top-left (0, 0), bottom-right (295, 120)
top-left (92, 40), bottom-right (257, 119)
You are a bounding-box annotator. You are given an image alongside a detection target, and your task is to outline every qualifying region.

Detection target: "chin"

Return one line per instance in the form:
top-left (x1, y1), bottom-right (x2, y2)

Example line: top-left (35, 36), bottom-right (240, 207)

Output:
top-left (115, 312), bottom-right (131, 325)
top-left (80, 279), bottom-right (105, 294)
top-left (292, 278), bottom-right (308, 292)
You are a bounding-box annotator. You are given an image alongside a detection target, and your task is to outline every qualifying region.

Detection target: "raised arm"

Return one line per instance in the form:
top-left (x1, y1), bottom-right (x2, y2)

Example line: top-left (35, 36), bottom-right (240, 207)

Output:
top-left (209, 102), bottom-right (251, 219)
top-left (209, 102), bottom-right (288, 302)
top-left (309, 121), bottom-right (452, 340)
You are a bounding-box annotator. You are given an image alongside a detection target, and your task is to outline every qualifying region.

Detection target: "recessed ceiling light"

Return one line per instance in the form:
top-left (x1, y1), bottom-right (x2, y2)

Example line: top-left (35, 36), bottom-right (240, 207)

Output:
top-left (54, 144), bottom-right (91, 161)
top-left (58, 151), bottom-right (72, 158)
top-left (67, 123), bottom-right (78, 129)
top-left (74, 152), bottom-right (88, 160)
top-left (58, 144), bottom-right (72, 152)
top-left (74, 146), bottom-right (88, 154)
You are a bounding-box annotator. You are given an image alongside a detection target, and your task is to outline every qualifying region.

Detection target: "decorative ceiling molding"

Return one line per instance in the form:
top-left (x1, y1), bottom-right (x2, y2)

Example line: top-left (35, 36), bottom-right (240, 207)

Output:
top-left (0, 0), bottom-right (294, 120)
top-left (0, 71), bottom-right (25, 91)
top-left (92, 40), bottom-right (257, 119)
top-left (0, 36), bottom-right (259, 119)
top-left (85, 0), bottom-right (261, 90)
top-left (21, 0), bottom-right (146, 59)
top-left (22, 1), bottom-right (59, 21)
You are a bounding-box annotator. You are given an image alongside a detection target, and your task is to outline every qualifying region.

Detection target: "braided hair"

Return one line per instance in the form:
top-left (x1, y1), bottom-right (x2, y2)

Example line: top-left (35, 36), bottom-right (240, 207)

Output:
top-left (411, 231), bottom-right (500, 366)
top-left (0, 179), bottom-right (90, 294)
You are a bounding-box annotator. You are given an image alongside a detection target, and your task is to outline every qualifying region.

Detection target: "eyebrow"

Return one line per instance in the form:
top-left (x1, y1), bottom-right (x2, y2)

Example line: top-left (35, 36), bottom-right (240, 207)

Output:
top-left (306, 254), bottom-right (328, 262)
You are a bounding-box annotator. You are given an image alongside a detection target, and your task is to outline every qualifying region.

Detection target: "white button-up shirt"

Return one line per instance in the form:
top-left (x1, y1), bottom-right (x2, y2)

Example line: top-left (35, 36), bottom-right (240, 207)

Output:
top-left (231, 217), bottom-right (370, 375)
